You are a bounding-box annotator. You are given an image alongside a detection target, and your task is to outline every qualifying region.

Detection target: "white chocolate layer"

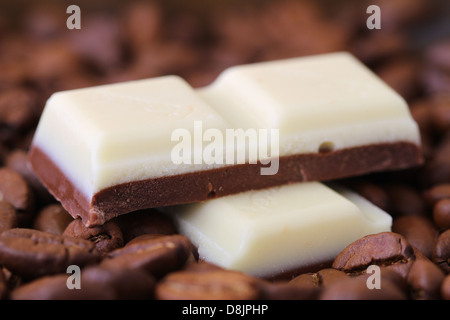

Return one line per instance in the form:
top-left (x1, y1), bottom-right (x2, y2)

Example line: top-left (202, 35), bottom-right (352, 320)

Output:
top-left (167, 182), bottom-right (392, 278)
top-left (31, 52), bottom-right (421, 199)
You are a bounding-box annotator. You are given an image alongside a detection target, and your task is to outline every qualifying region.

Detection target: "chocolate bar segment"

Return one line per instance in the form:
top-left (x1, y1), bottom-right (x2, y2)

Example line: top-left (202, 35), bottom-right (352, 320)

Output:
top-left (165, 182), bottom-right (393, 279)
top-left (29, 52), bottom-right (423, 226)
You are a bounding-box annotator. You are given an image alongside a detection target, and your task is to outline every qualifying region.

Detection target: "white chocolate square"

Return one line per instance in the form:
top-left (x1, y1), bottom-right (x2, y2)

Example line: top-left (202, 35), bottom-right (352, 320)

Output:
top-left (167, 182), bottom-right (392, 278)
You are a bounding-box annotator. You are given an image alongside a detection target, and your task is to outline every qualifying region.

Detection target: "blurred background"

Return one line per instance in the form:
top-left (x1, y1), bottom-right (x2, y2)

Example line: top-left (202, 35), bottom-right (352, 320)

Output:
top-left (0, 0), bottom-right (449, 174)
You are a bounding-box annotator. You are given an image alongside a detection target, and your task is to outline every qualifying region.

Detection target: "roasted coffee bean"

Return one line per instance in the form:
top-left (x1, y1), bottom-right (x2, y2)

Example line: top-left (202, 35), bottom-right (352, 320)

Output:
top-left (63, 218), bottom-right (123, 256)
top-left (442, 275), bottom-right (450, 300)
top-left (101, 234), bottom-right (192, 278)
top-left (432, 229), bottom-right (450, 274)
top-left (10, 274), bottom-right (109, 300)
top-left (376, 57), bottom-right (422, 101)
top-left (407, 258), bottom-right (445, 300)
top-left (156, 269), bottom-right (263, 300)
top-left (0, 228), bottom-right (100, 279)
top-left (33, 204), bottom-right (73, 235)
top-left (0, 88), bottom-right (38, 130)
top-left (122, 1), bottom-right (162, 52)
top-left (392, 216), bottom-right (438, 258)
top-left (350, 32), bottom-right (407, 66)
top-left (0, 268), bottom-right (7, 300)
top-left (0, 167), bottom-right (35, 226)
top-left (319, 273), bottom-right (407, 300)
top-left (409, 99), bottom-right (433, 134)
top-left (422, 66), bottom-right (450, 95)
top-left (0, 200), bottom-right (18, 233)
top-left (260, 280), bottom-right (320, 300)
top-left (433, 199), bottom-right (450, 230)
top-left (429, 95), bottom-right (450, 133)
top-left (315, 268), bottom-right (349, 287)
top-left (66, 15), bottom-right (123, 75)
top-left (289, 268), bottom-right (348, 289)
top-left (113, 209), bottom-right (177, 243)
top-left (79, 264), bottom-right (155, 300)
top-left (27, 41), bottom-right (83, 84)
top-left (385, 184), bottom-right (427, 217)
top-left (423, 133), bottom-right (450, 186)
top-left (5, 149), bottom-right (54, 205)
top-left (0, 142), bottom-right (8, 166)
top-left (424, 183), bottom-right (450, 206)
top-left (425, 40), bottom-right (450, 70)
top-left (350, 181), bottom-right (391, 212)
top-left (332, 232), bottom-right (416, 279)
top-left (376, 0), bottom-right (434, 30)
top-left (13, 261), bottom-right (153, 300)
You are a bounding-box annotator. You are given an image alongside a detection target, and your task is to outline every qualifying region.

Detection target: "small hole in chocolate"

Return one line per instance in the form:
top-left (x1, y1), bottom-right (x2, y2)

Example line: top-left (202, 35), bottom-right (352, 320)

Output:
top-left (319, 142), bottom-right (334, 153)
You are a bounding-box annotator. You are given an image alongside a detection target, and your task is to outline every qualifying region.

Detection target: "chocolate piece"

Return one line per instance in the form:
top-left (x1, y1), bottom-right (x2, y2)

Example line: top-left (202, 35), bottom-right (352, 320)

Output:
top-left (29, 52), bottom-right (423, 226)
top-left (167, 182), bottom-right (392, 279)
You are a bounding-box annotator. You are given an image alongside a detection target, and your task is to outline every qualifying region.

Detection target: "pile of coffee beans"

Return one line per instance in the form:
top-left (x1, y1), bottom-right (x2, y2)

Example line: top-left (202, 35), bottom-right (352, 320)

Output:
top-left (0, 0), bottom-right (449, 300)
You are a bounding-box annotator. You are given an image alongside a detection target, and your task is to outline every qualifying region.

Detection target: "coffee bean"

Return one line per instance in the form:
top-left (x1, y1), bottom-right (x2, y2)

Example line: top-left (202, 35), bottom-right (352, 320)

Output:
top-left (289, 268), bottom-right (348, 289)
top-left (0, 142), bottom-right (8, 166)
top-left (432, 229), bottom-right (450, 274)
top-left (33, 204), bottom-right (73, 235)
top-left (433, 199), bottom-right (450, 230)
top-left (27, 41), bottom-right (83, 84)
top-left (385, 184), bottom-right (427, 217)
top-left (350, 32), bottom-right (407, 66)
top-left (0, 88), bottom-right (38, 130)
top-left (409, 99), bottom-right (433, 134)
top-left (0, 201), bottom-right (18, 233)
top-left (422, 66), bottom-right (450, 95)
top-left (67, 15), bottom-right (123, 75)
top-left (79, 264), bottom-right (155, 300)
top-left (424, 184), bottom-right (450, 206)
top-left (260, 280), bottom-right (320, 300)
top-left (113, 209), bottom-right (176, 243)
top-left (425, 40), bottom-right (450, 70)
top-left (429, 95), bottom-right (450, 133)
top-left (319, 273), bottom-right (407, 300)
top-left (63, 218), bottom-right (123, 256)
top-left (423, 133), bottom-right (450, 186)
top-left (10, 274), bottom-right (109, 300)
top-left (11, 261), bottom-right (155, 300)
top-left (155, 269), bottom-right (263, 300)
top-left (376, 57), bottom-right (422, 101)
top-left (407, 258), bottom-right (445, 299)
top-left (0, 167), bottom-right (35, 226)
top-left (5, 149), bottom-right (54, 205)
top-left (350, 181), bottom-right (391, 212)
top-left (315, 268), bottom-right (350, 287)
top-left (332, 232), bottom-right (416, 279)
top-left (101, 234), bottom-right (192, 278)
top-left (0, 228), bottom-right (100, 279)
top-left (441, 275), bottom-right (450, 300)
top-left (392, 216), bottom-right (438, 258)
top-left (0, 268), bottom-right (7, 300)
top-left (122, 1), bottom-right (162, 52)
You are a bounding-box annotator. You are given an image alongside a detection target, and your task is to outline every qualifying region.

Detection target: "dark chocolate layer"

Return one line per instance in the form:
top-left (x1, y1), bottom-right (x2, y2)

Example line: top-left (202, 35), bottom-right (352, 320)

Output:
top-left (29, 142), bottom-right (423, 226)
